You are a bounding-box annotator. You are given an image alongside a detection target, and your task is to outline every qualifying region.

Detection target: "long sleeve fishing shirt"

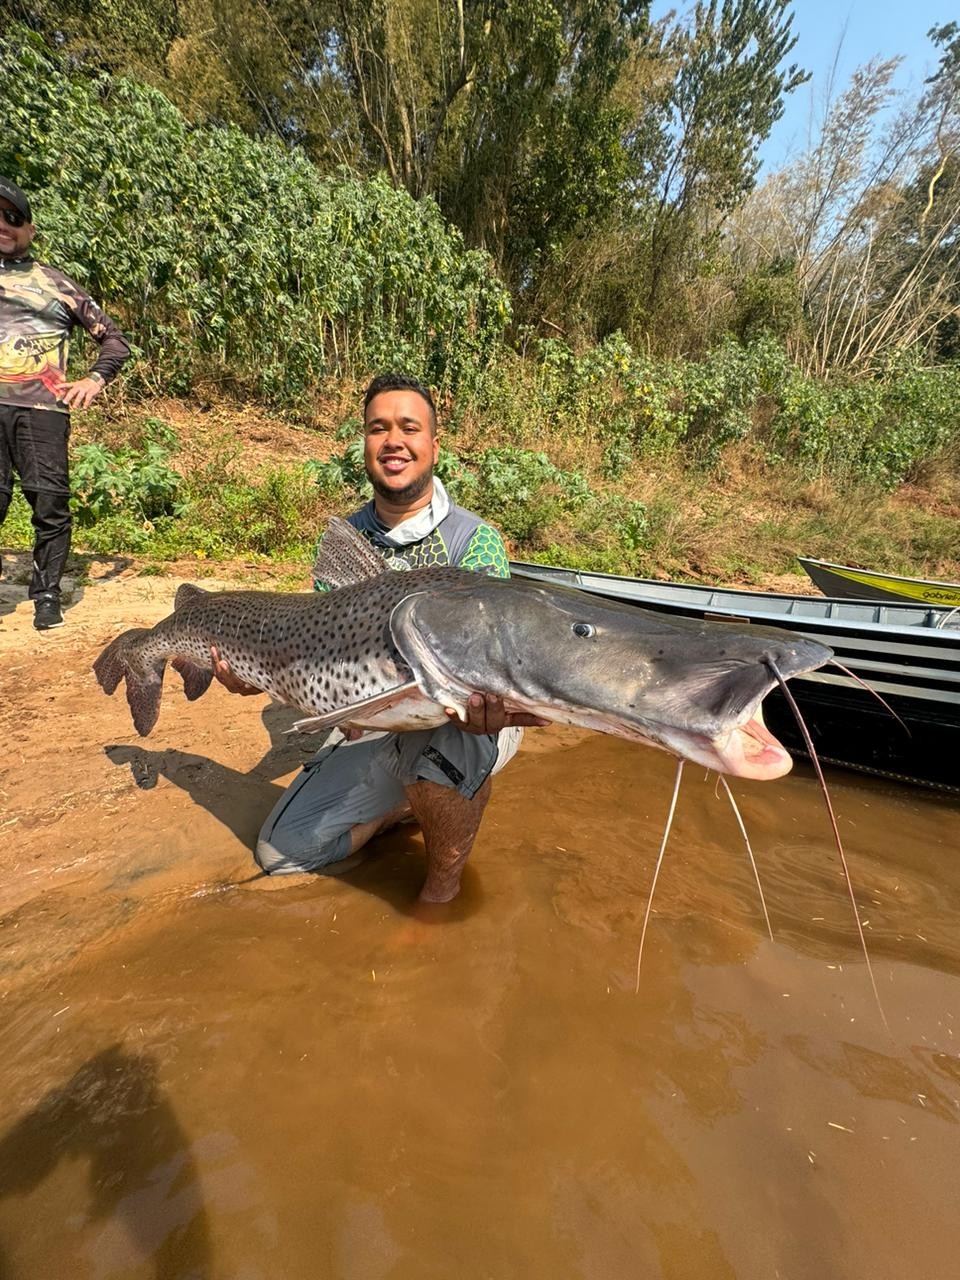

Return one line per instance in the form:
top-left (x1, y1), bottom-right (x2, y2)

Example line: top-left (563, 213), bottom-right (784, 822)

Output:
top-left (0, 256), bottom-right (131, 412)
top-left (313, 493), bottom-right (511, 591)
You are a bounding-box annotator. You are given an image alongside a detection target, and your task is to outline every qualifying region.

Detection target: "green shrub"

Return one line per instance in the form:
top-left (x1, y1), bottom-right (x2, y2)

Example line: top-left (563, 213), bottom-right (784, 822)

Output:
top-left (70, 440), bottom-right (185, 526)
top-left (306, 441), bottom-right (368, 497)
top-left (1, 27), bottom-right (510, 405)
top-left (0, 490), bottom-right (34, 549)
top-left (770, 354), bottom-right (960, 487)
top-left (680, 336), bottom-right (789, 463)
top-left (470, 446), bottom-right (594, 543)
top-left (612, 499), bottom-right (650, 552)
top-left (864, 358), bottom-right (960, 484)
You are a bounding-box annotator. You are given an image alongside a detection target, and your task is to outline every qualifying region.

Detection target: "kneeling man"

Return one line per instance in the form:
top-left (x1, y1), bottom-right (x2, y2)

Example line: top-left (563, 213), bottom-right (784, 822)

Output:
top-left (214, 373), bottom-right (545, 902)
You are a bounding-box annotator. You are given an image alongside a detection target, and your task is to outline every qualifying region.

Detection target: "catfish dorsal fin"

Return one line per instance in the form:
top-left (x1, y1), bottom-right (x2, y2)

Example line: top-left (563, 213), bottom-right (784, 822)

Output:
top-left (175, 583), bottom-right (209, 610)
top-left (312, 517), bottom-right (390, 588)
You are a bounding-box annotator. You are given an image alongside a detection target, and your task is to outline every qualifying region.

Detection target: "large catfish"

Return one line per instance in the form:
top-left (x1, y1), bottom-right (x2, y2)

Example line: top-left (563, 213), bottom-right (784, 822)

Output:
top-left (93, 519), bottom-right (831, 780)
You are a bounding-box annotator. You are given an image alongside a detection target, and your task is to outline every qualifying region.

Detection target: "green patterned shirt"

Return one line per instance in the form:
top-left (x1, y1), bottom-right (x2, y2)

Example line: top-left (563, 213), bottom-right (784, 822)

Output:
top-left (315, 500), bottom-right (509, 588)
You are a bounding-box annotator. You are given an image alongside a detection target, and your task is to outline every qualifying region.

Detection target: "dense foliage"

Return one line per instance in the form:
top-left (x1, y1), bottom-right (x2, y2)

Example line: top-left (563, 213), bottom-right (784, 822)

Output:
top-left (0, 9), bottom-right (957, 579)
top-left (461, 334), bottom-right (960, 487)
top-left (10, 4), bottom-right (958, 362)
top-left (11, 0), bottom-right (807, 342)
top-left (4, 360), bottom-right (957, 588)
top-left (1, 28), bottom-right (510, 402)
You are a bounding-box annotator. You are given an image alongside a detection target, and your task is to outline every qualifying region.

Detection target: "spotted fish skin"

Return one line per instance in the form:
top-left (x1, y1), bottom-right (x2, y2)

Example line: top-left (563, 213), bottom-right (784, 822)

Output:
top-left (93, 566), bottom-right (474, 737)
top-left (94, 518), bottom-right (833, 779)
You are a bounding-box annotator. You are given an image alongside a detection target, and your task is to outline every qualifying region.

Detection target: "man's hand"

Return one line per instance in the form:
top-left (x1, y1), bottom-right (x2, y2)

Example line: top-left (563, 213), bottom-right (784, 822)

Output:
top-left (445, 692), bottom-right (550, 735)
top-left (60, 376), bottom-right (104, 410)
top-left (209, 645), bottom-right (262, 696)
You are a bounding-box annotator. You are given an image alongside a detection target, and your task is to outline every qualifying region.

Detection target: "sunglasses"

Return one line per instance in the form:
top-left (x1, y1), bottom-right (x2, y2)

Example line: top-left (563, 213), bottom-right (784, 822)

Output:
top-left (1, 208), bottom-right (27, 228)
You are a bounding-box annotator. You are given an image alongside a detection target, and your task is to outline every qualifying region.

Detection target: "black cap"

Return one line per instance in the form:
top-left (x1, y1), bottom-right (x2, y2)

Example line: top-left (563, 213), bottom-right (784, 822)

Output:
top-left (0, 178), bottom-right (32, 222)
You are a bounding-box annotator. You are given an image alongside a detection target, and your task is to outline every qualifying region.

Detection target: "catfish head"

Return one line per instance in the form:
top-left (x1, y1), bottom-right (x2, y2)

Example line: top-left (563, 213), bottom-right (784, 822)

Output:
top-left (390, 576), bottom-right (832, 781)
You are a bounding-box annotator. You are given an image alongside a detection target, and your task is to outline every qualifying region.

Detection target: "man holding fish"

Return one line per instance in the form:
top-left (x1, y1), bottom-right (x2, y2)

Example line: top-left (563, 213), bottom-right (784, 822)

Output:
top-left (212, 373), bottom-right (549, 903)
top-left (96, 374), bottom-right (827, 905)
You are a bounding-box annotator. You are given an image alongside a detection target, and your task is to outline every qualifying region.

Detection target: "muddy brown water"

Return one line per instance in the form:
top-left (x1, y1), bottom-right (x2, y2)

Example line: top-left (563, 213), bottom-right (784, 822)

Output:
top-left (1, 730), bottom-right (959, 1280)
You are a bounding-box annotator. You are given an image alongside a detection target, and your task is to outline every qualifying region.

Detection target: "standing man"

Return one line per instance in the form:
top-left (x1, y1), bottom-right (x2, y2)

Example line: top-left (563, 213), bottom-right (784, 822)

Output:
top-left (213, 372), bottom-right (547, 904)
top-left (0, 177), bottom-right (131, 630)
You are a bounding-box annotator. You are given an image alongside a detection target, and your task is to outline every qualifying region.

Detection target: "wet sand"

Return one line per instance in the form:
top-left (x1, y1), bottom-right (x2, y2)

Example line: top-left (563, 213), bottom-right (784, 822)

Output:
top-left (1, 569), bottom-right (959, 1278)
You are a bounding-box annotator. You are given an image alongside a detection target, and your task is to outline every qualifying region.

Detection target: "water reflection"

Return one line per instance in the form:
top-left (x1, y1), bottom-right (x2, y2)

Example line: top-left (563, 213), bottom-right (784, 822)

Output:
top-left (104, 702), bottom-right (491, 916)
top-left (0, 1044), bottom-right (209, 1279)
top-left (784, 1035), bottom-right (960, 1122)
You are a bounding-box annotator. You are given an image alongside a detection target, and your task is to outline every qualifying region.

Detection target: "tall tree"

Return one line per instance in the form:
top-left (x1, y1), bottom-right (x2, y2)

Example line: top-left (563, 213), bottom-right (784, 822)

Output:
top-left (321, 0), bottom-right (648, 287)
top-left (635, 0), bottom-right (807, 329)
top-left (729, 24), bottom-right (960, 371)
top-left (8, 0), bottom-right (811, 348)
top-left (8, 0), bottom-right (181, 78)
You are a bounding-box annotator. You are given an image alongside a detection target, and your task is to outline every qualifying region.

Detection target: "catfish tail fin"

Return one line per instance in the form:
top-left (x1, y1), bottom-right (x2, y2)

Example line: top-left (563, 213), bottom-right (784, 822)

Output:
top-left (93, 628), bottom-right (151, 695)
top-left (93, 628), bottom-right (167, 736)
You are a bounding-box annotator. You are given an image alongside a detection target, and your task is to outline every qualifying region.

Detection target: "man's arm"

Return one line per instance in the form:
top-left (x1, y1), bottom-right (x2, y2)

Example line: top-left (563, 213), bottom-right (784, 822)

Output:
top-left (458, 522), bottom-right (511, 578)
top-left (53, 268), bottom-right (132, 409)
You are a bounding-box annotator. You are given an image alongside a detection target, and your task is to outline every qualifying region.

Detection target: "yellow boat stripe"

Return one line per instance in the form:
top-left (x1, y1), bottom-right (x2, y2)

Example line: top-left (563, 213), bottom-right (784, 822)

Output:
top-left (827, 565), bottom-right (960, 607)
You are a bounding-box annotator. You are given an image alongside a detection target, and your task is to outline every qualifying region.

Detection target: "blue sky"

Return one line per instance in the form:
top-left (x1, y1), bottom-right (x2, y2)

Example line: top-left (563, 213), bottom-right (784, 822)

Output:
top-left (651, 0), bottom-right (956, 170)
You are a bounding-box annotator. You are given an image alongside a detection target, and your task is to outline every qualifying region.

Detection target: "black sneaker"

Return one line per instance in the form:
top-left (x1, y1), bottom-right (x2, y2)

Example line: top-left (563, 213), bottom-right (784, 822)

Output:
top-left (34, 596), bottom-right (65, 630)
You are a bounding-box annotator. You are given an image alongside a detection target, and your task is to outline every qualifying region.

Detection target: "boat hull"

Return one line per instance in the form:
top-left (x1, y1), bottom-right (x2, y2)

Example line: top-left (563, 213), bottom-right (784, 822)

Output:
top-left (798, 556), bottom-right (960, 608)
top-left (763, 679), bottom-right (958, 792)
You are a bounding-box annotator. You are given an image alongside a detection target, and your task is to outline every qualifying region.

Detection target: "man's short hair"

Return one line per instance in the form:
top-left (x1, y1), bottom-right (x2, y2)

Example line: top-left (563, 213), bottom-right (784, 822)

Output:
top-left (363, 372), bottom-right (436, 432)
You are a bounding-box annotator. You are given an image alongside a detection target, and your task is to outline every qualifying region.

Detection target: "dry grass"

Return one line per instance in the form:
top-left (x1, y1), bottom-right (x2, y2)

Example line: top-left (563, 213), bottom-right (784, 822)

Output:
top-left (46, 395), bottom-right (960, 591)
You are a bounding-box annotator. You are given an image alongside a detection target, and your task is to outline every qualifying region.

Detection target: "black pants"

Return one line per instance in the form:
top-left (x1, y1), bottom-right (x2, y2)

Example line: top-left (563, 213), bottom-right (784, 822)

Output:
top-left (0, 404), bottom-right (72, 600)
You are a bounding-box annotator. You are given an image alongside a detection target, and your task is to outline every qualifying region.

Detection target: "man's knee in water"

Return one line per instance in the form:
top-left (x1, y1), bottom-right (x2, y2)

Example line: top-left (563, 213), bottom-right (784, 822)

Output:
top-left (255, 828), bottom-right (352, 875)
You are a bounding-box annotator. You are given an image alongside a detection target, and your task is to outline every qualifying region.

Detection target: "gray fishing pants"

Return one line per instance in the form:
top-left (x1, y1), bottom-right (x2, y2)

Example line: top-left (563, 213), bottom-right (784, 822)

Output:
top-left (256, 723), bottom-right (523, 874)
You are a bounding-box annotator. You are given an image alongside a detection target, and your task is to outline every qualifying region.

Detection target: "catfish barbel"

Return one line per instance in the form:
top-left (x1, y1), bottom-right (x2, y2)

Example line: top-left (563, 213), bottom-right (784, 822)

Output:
top-left (93, 519), bottom-right (832, 780)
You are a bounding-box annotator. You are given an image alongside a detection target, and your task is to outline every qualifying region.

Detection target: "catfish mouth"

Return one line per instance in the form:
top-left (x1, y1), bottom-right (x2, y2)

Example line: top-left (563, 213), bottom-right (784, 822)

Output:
top-left (655, 702), bottom-right (793, 780)
top-left (553, 695), bottom-right (793, 780)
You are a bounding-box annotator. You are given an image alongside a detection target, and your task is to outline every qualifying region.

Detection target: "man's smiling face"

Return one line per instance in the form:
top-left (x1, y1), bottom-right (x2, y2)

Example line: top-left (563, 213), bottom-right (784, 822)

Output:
top-left (363, 388), bottom-right (440, 506)
top-left (0, 196), bottom-right (35, 260)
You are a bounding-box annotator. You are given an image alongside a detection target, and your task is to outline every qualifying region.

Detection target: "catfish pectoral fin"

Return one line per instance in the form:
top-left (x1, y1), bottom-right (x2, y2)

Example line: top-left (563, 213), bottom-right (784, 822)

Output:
top-left (290, 681), bottom-right (423, 735)
top-left (289, 715), bottom-right (337, 734)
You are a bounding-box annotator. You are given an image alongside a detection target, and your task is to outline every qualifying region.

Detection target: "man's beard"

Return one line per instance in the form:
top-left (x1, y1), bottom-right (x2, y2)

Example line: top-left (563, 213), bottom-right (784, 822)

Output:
top-left (369, 466), bottom-right (433, 506)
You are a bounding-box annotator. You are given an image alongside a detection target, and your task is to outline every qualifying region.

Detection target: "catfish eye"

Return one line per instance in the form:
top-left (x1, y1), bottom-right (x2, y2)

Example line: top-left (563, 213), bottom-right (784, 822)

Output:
top-left (572, 622), bottom-right (596, 638)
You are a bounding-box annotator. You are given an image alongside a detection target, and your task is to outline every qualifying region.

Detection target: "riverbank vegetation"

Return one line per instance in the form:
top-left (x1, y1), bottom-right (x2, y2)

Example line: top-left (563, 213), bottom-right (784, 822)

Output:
top-left (3, 388), bottom-right (957, 590)
top-left (2, 5), bottom-right (958, 585)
